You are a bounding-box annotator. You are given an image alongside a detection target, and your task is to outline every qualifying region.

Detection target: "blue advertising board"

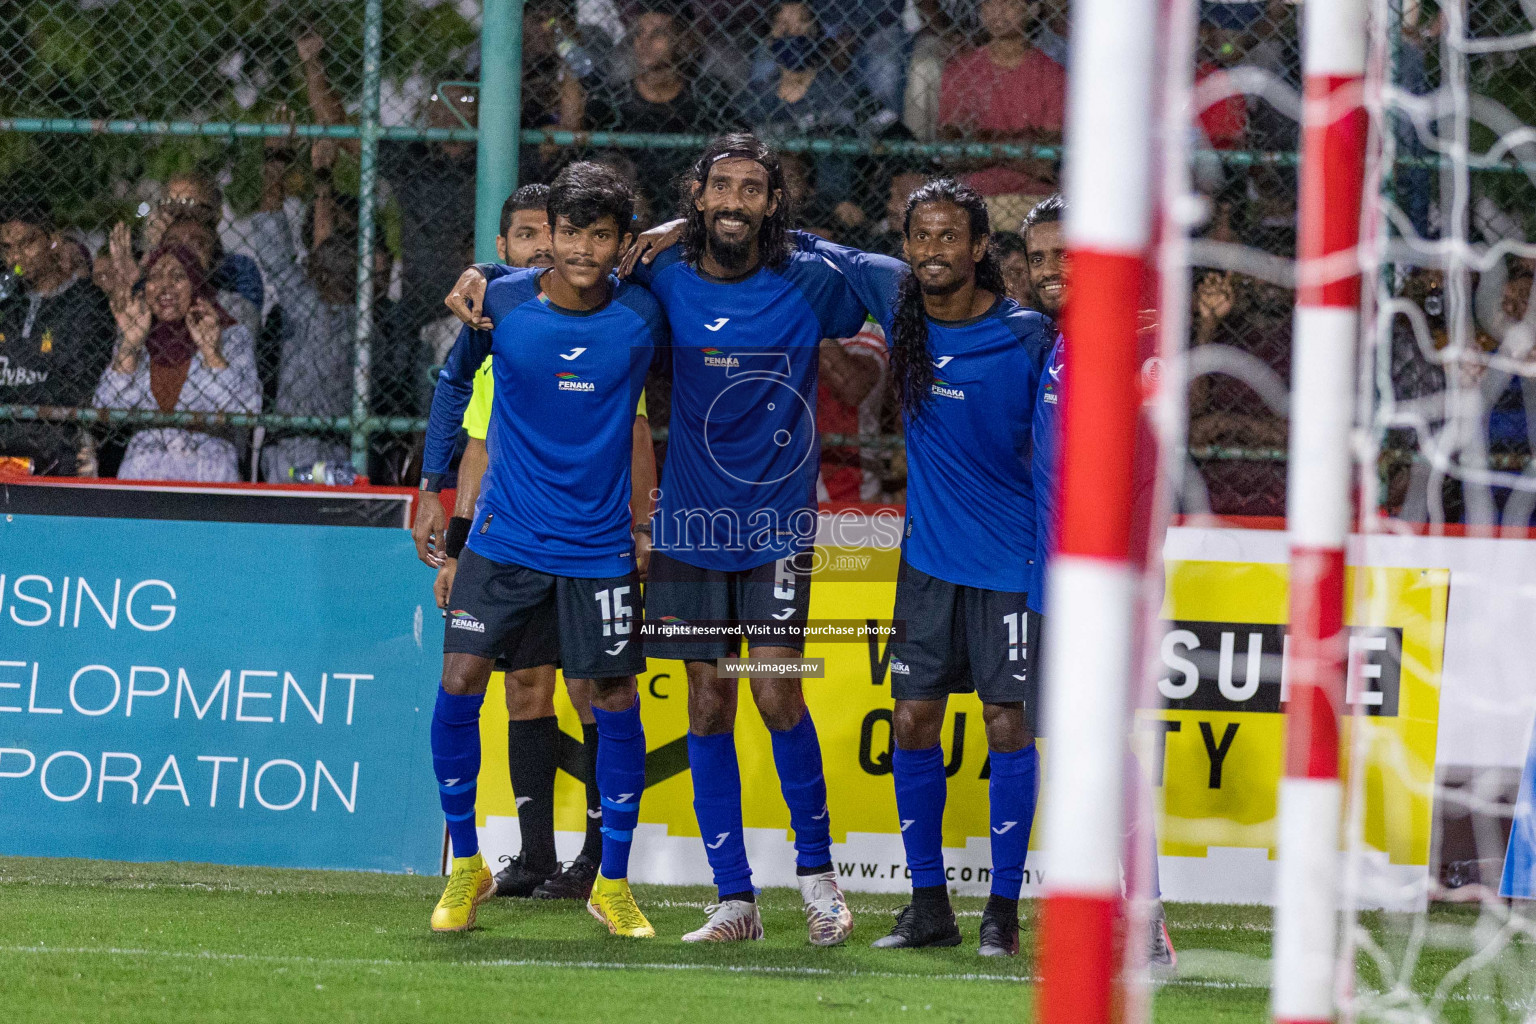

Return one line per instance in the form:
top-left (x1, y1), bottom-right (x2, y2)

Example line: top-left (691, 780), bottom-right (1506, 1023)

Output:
top-left (0, 513), bottom-right (443, 874)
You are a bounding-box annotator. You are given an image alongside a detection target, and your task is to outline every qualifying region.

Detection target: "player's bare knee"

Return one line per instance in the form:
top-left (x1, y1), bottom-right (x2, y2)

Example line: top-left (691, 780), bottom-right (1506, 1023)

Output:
top-left (686, 663), bottom-right (736, 734)
top-left (893, 699), bottom-right (945, 750)
top-left (504, 665), bottom-right (558, 720)
top-left (565, 677), bottom-right (595, 724)
top-left (587, 675), bottom-right (638, 712)
top-left (441, 654), bottom-right (494, 697)
top-left (983, 702), bottom-right (1029, 753)
top-left (749, 677), bottom-right (806, 732)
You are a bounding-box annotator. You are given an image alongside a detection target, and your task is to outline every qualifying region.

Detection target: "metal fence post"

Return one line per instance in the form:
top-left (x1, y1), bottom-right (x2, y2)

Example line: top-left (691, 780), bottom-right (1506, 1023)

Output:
top-left (351, 0), bottom-right (384, 475)
top-left (476, 0), bottom-right (524, 261)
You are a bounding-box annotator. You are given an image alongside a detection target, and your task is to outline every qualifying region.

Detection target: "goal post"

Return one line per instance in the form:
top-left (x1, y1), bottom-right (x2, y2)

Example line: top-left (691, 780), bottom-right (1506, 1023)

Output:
top-left (1036, 0), bottom-right (1160, 1020)
top-left (1273, 2), bottom-right (1370, 1023)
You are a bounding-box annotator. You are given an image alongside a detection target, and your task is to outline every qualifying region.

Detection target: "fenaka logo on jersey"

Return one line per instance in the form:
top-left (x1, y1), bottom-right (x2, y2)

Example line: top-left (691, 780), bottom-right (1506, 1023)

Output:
top-left (449, 609), bottom-right (486, 633)
top-left (889, 657), bottom-right (911, 675)
top-left (930, 377), bottom-right (966, 401)
top-left (555, 371), bottom-right (596, 392)
top-left (701, 346), bottom-right (740, 369)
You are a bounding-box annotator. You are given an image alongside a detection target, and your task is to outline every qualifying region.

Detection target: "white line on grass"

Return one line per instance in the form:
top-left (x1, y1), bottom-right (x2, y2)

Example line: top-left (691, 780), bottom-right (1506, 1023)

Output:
top-left (0, 944), bottom-right (1029, 984)
top-left (0, 943), bottom-right (1280, 994)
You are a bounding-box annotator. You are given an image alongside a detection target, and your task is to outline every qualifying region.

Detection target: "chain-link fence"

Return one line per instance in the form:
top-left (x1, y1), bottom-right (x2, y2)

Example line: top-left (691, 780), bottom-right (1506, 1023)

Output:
top-left (2, 1), bottom-right (1534, 519)
top-left (0, 0), bottom-right (476, 485)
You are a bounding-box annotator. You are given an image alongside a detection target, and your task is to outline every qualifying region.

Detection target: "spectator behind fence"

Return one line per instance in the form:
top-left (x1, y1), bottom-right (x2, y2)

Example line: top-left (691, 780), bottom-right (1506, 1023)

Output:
top-left (95, 245), bottom-right (260, 482)
top-left (1194, 1), bottom-right (1259, 151)
top-left (159, 216), bottom-right (262, 344)
top-left (818, 318), bottom-right (889, 503)
top-left (749, 1), bottom-right (912, 113)
top-left (739, 1), bottom-right (896, 209)
top-left (142, 172), bottom-right (266, 312)
top-left (842, 168), bottom-right (927, 257)
top-left (584, 1), bottom-right (742, 218)
top-left (246, 153), bottom-right (368, 483)
top-left (1188, 268), bottom-right (1291, 518)
top-left (1031, 0), bottom-right (1069, 66)
top-left (937, 0), bottom-right (1066, 214)
top-left (0, 197), bottom-right (116, 475)
top-left (992, 230), bottom-right (1031, 307)
top-left (301, 32), bottom-right (485, 337)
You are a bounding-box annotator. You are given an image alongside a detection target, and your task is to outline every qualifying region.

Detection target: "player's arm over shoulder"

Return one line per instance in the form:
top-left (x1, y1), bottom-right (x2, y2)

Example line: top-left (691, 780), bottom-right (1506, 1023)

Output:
top-left (786, 230), bottom-right (907, 335)
top-left (627, 244), bottom-right (685, 288)
top-left (999, 302), bottom-right (1055, 373)
top-left (481, 267), bottom-right (541, 329)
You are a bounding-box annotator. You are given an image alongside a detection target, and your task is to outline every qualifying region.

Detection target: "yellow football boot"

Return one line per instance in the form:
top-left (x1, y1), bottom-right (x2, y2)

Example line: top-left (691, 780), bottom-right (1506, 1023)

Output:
top-left (586, 872), bottom-right (655, 938)
top-left (430, 852), bottom-right (495, 932)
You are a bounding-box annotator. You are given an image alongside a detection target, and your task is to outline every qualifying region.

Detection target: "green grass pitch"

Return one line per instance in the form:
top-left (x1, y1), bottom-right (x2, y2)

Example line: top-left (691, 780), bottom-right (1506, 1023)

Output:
top-left (0, 857), bottom-right (1524, 1022)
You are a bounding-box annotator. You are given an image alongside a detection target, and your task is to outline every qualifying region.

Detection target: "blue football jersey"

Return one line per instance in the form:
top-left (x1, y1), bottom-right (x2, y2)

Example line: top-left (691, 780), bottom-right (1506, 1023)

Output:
top-left (790, 233), bottom-right (1052, 595)
top-left (630, 246), bottom-right (868, 571)
top-left (1030, 332), bottom-right (1065, 613)
top-left (421, 268), bottom-right (668, 577)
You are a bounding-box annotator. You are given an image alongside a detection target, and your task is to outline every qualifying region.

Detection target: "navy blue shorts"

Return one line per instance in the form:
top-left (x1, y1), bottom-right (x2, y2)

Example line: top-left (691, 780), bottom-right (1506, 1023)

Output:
top-left (445, 548), bottom-right (645, 680)
top-left (642, 549), bottom-right (813, 661)
top-left (887, 558), bottom-right (1041, 729)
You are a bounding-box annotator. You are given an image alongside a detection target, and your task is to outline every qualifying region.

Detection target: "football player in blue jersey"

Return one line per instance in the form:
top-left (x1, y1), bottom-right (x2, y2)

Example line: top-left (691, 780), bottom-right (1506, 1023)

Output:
top-left (417, 162), bottom-right (667, 938)
top-left (415, 184), bottom-right (655, 905)
top-left (440, 133), bottom-right (864, 947)
top-left (1023, 194), bottom-right (1176, 974)
top-left (778, 179), bottom-right (1051, 956)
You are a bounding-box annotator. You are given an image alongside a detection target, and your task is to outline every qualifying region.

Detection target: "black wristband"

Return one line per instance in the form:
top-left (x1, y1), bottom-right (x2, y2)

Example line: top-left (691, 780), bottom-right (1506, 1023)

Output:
top-left (445, 516), bottom-right (472, 559)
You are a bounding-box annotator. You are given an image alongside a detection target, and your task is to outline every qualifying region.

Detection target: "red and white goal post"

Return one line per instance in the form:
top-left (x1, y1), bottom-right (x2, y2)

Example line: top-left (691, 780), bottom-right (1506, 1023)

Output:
top-left (1038, 1), bottom-right (1371, 1023)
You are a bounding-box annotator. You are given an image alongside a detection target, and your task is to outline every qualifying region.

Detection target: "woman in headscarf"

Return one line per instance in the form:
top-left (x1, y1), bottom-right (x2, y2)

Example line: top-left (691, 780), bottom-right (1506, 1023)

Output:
top-left (94, 244), bottom-right (261, 481)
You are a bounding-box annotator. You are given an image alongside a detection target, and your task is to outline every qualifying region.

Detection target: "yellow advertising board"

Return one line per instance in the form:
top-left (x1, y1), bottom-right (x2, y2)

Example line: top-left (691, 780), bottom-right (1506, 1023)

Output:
top-left (1151, 561), bottom-right (1448, 871)
top-left (471, 546), bottom-right (1449, 901)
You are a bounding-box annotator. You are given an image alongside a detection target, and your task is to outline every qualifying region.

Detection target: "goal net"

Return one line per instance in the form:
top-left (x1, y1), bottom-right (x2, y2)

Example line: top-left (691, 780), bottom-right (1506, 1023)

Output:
top-left (1139, 0), bottom-right (1536, 1020)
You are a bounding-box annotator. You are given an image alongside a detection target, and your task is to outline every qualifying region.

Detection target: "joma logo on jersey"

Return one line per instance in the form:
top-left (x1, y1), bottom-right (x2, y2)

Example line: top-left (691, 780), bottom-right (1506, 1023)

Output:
top-left (700, 347), bottom-right (740, 368)
top-left (555, 371), bottom-right (596, 392)
top-left (930, 378), bottom-right (966, 400)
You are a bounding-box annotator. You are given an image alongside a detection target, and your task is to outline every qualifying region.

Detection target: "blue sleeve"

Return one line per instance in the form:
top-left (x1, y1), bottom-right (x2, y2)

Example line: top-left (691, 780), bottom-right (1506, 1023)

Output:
top-left (215, 253), bottom-right (265, 309)
top-left (473, 262), bottom-right (517, 283)
top-left (998, 304), bottom-right (1054, 385)
top-left (788, 230), bottom-right (907, 338)
top-left (618, 286), bottom-right (670, 350)
top-left (480, 273), bottom-right (532, 327)
top-left (1029, 336), bottom-right (1063, 614)
top-left (628, 245), bottom-right (684, 290)
top-left (420, 323), bottom-right (494, 487)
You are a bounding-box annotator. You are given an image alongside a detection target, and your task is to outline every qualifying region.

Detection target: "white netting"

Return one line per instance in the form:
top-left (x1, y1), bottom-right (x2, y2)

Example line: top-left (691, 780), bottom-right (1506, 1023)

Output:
top-left (1351, 0), bottom-right (1536, 1019)
top-left (1143, 1), bottom-right (1536, 1020)
top-left (1342, 0), bottom-right (1536, 1021)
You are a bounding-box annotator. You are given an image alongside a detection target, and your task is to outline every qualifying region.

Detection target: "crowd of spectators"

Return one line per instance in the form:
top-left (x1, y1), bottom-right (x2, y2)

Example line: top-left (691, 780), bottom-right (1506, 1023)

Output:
top-left (2, 0), bottom-right (1532, 522)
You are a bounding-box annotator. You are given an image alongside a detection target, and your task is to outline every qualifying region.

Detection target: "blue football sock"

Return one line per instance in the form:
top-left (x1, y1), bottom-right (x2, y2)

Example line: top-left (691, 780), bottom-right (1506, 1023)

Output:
top-left (593, 696), bottom-right (646, 880)
top-left (687, 730), bottom-right (753, 899)
top-left (988, 742), bottom-right (1039, 900)
top-left (769, 710), bottom-right (832, 873)
top-left (431, 685), bottom-right (485, 859)
top-left (893, 744), bottom-right (948, 889)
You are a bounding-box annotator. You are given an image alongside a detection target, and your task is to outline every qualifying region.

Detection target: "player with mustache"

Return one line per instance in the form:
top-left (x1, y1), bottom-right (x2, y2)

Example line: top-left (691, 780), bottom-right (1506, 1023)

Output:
top-left (440, 133), bottom-right (868, 947)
